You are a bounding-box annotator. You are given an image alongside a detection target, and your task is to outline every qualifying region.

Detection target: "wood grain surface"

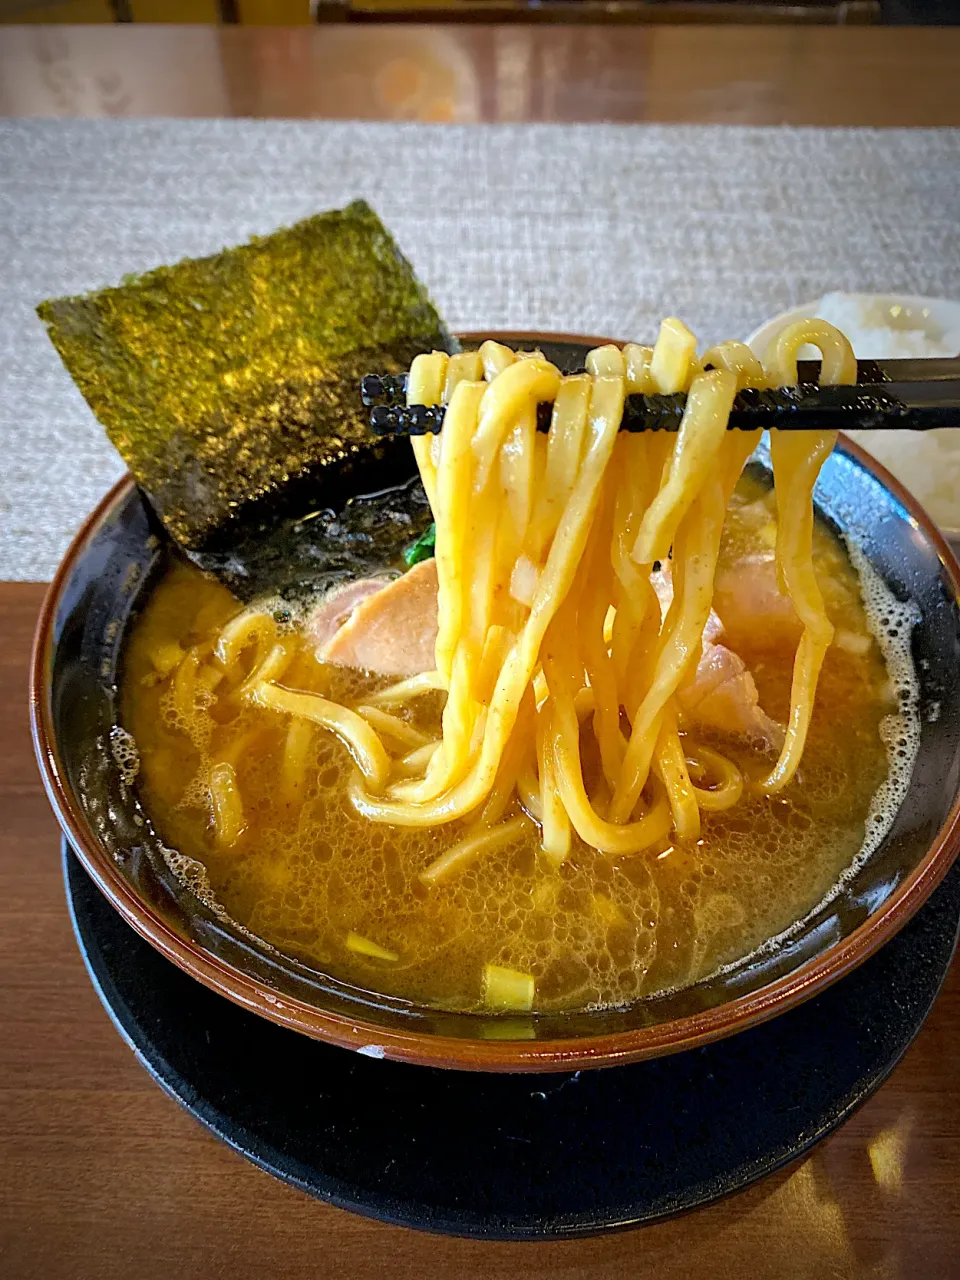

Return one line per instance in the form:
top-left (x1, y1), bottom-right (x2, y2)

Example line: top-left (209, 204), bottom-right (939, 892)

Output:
top-left (3, 23), bottom-right (960, 1275)
top-left (1, 579), bottom-right (960, 1277)
top-left (1, 23), bottom-right (960, 125)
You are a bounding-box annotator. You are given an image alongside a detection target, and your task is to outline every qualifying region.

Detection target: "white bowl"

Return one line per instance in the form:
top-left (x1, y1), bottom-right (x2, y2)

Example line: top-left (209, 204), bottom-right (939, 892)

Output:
top-left (745, 294), bottom-right (960, 541)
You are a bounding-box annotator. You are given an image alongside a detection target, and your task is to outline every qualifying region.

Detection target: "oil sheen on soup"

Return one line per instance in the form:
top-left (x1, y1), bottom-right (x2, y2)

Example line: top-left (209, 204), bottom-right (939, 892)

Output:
top-left (120, 476), bottom-right (904, 1014)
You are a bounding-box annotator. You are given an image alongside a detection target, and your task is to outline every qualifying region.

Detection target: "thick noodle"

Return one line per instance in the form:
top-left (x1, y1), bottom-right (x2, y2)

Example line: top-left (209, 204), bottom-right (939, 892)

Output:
top-left (208, 318), bottom-right (856, 882)
top-left (760, 319), bottom-right (855, 792)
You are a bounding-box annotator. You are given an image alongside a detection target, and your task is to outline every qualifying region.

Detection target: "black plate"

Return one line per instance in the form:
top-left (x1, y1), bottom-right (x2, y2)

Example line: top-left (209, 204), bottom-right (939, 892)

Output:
top-left (65, 838), bottom-right (960, 1241)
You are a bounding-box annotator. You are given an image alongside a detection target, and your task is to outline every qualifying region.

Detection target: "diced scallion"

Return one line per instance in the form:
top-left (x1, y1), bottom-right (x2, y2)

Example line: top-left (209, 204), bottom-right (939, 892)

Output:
top-left (346, 931), bottom-right (399, 962)
top-left (482, 963), bottom-right (535, 1012)
top-left (592, 893), bottom-right (627, 928)
top-left (480, 1019), bottom-right (537, 1041)
top-left (149, 641), bottom-right (184, 677)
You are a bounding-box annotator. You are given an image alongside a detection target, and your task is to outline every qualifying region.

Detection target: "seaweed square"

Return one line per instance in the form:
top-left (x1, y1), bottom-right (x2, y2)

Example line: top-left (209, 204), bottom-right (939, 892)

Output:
top-left (38, 201), bottom-right (452, 549)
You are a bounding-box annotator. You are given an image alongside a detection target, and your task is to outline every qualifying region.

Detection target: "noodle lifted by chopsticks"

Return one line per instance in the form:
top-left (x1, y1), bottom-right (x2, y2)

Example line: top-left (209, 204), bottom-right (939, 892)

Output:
top-left (248, 317), bottom-right (854, 870)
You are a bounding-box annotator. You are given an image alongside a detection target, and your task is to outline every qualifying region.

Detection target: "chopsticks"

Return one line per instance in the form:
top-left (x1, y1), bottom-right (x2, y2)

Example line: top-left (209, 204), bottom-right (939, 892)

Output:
top-left (360, 358), bottom-right (960, 436)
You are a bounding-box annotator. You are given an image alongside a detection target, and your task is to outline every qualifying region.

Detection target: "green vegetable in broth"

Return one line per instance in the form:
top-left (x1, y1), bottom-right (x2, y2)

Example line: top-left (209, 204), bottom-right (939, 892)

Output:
top-left (404, 522), bottom-right (437, 568)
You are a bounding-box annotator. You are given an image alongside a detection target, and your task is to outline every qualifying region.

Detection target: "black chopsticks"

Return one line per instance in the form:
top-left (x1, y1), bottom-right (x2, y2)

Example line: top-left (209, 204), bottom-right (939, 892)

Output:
top-left (361, 358), bottom-right (960, 436)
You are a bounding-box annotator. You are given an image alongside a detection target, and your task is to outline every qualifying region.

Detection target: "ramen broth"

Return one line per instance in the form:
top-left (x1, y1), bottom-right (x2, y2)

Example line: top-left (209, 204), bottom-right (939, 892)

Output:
top-left (121, 475), bottom-right (904, 1013)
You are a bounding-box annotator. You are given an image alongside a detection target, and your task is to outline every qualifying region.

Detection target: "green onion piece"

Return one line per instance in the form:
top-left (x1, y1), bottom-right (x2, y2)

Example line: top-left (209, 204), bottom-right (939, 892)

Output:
top-left (346, 931), bottom-right (399, 963)
top-left (404, 522), bottom-right (436, 568)
top-left (483, 963), bottom-right (535, 1012)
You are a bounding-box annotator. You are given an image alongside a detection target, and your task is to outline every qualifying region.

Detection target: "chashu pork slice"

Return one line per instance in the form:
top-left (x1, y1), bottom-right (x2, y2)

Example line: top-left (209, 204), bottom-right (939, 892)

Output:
top-left (712, 553), bottom-right (802, 652)
top-left (303, 577), bottom-right (393, 652)
top-left (312, 557), bottom-right (439, 677)
top-left (676, 643), bottom-right (784, 750)
top-left (312, 557), bottom-right (782, 747)
top-left (652, 565), bottom-right (783, 750)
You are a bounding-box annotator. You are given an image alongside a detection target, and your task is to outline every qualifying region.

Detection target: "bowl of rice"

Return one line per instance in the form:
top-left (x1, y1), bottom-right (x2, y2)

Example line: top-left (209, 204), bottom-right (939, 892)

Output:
top-left (747, 293), bottom-right (960, 541)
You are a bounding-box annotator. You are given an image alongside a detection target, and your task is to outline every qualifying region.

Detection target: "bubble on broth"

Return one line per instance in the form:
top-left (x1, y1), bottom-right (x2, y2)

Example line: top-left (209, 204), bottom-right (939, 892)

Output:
top-left (706, 539), bottom-right (920, 978)
top-left (109, 726), bottom-right (140, 788)
top-left (158, 844), bottom-right (222, 911)
top-left (119, 481), bottom-right (920, 1015)
top-left (157, 842), bottom-right (282, 954)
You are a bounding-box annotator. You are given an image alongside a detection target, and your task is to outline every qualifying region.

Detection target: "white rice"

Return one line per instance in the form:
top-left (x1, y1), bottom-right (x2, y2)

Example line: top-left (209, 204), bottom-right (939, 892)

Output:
top-left (809, 292), bottom-right (960, 531)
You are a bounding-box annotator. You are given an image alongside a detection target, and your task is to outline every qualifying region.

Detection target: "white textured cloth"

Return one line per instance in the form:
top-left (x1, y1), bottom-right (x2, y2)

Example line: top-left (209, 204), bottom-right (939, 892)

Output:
top-left (1, 119), bottom-right (959, 581)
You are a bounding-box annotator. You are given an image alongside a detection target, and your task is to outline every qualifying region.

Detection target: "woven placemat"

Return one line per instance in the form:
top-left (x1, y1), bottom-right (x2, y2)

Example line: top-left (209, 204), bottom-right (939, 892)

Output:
top-left (2, 119), bottom-right (958, 581)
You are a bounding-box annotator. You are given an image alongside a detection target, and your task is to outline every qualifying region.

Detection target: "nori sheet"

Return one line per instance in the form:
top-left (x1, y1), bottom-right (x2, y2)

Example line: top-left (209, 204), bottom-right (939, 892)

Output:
top-left (37, 200), bottom-right (453, 552)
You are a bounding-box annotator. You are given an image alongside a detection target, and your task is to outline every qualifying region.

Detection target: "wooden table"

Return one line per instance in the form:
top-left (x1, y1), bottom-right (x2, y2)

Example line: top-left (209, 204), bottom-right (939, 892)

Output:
top-left (1, 23), bottom-right (960, 124)
top-left (5, 589), bottom-right (960, 1277)
top-left (3, 22), bottom-right (960, 1279)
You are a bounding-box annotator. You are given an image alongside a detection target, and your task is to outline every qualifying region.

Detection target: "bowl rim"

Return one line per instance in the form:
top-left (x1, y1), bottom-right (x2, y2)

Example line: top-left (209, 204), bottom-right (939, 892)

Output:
top-left (30, 329), bottom-right (960, 1073)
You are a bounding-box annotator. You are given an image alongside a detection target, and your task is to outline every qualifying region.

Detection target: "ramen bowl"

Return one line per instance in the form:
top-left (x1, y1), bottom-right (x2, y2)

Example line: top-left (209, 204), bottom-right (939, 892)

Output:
top-left (30, 334), bottom-right (960, 1072)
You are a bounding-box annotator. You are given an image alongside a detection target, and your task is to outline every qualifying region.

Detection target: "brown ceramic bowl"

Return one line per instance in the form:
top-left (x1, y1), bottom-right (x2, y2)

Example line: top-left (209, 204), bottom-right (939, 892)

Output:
top-left (30, 333), bottom-right (960, 1072)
